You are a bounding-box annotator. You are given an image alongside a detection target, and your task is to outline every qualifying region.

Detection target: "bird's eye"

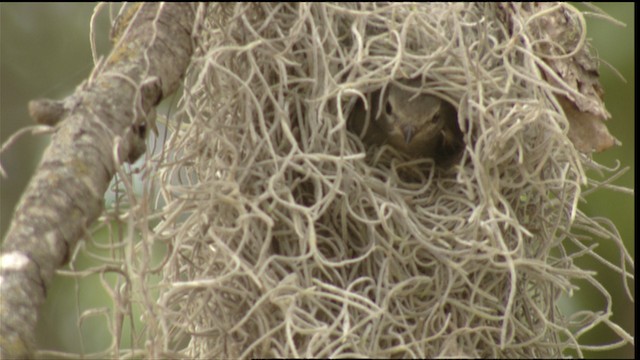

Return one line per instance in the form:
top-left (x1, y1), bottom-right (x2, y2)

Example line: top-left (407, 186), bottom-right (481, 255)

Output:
top-left (385, 101), bottom-right (393, 116)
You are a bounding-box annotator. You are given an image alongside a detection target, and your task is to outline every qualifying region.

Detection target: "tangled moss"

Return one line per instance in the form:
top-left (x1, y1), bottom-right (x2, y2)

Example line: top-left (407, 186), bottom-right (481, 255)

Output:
top-left (96, 3), bottom-right (632, 358)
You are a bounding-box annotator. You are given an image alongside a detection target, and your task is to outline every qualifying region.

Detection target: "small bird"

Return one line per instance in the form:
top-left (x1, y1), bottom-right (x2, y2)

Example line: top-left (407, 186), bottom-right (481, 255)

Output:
top-left (348, 79), bottom-right (462, 165)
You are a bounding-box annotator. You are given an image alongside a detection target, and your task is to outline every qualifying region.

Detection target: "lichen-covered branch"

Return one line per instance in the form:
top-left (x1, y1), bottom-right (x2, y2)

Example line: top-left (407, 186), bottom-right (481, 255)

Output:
top-left (0, 3), bottom-right (195, 358)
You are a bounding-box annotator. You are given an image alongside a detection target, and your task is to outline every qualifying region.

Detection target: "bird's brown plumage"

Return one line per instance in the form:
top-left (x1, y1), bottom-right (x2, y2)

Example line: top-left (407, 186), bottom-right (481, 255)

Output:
top-left (348, 79), bottom-right (463, 165)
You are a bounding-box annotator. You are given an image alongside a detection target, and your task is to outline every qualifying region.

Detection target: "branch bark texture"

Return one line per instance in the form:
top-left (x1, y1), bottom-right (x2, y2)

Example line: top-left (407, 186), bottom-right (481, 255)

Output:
top-left (0, 4), bottom-right (195, 358)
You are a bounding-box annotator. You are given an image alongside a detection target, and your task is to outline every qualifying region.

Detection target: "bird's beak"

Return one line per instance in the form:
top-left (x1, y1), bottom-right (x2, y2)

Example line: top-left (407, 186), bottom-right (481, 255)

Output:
top-left (403, 125), bottom-right (415, 144)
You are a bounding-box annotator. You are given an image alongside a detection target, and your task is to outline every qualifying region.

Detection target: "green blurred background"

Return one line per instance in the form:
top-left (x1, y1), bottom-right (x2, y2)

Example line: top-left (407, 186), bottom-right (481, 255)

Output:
top-left (0, 3), bottom-right (633, 358)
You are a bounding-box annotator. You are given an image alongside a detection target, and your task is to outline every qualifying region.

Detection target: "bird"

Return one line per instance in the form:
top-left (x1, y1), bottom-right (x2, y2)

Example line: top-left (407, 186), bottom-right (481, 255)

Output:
top-left (348, 79), bottom-right (463, 165)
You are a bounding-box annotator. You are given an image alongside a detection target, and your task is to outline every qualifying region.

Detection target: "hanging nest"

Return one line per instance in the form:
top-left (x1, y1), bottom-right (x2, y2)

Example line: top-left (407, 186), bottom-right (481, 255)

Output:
top-left (107, 3), bottom-right (632, 358)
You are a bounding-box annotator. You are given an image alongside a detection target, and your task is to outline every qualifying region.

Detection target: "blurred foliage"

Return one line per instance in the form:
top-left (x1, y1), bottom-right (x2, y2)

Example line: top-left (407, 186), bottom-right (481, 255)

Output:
top-left (0, 3), bottom-right (633, 358)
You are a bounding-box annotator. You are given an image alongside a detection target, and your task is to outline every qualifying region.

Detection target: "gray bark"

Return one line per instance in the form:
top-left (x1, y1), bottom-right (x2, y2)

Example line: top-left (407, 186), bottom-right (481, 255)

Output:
top-left (0, 4), bottom-right (195, 358)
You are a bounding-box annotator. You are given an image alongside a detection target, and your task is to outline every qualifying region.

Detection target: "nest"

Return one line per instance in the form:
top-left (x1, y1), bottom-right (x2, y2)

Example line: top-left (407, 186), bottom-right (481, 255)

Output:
top-left (105, 3), bottom-right (632, 358)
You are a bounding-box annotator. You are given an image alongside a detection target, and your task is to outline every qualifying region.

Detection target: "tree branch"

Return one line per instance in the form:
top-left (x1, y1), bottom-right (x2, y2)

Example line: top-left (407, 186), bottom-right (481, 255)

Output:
top-left (0, 4), bottom-right (195, 358)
